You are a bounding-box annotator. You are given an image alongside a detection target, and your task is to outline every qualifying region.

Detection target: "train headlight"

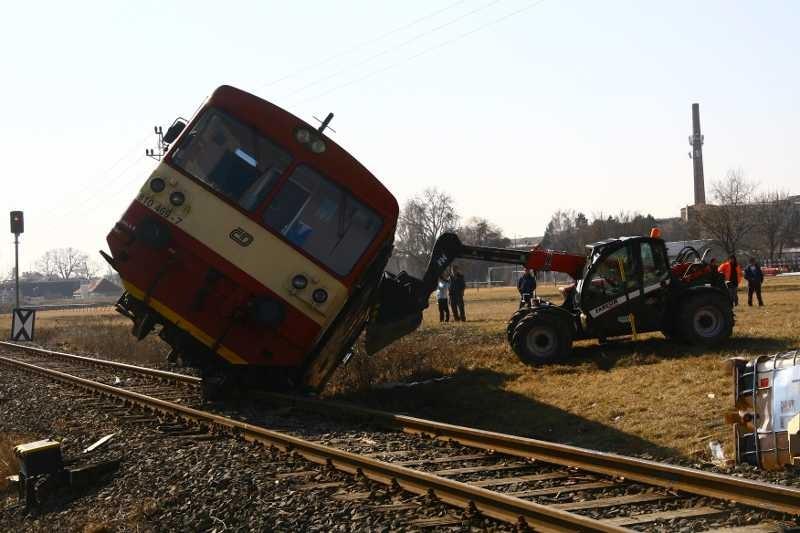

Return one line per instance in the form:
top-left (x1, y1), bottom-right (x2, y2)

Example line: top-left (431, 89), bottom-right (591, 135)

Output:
top-left (295, 129), bottom-right (311, 144)
top-left (150, 177), bottom-right (166, 193)
top-left (310, 139), bottom-right (326, 154)
top-left (312, 288), bottom-right (328, 304)
top-left (291, 274), bottom-right (308, 290)
top-left (169, 191), bottom-right (186, 206)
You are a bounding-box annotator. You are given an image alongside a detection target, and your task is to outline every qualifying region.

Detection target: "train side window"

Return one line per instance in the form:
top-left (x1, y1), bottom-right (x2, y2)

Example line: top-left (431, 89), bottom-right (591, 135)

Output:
top-left (262, 165), bottom-right (382, 276)
top-left (171, 109), bottom-right (291, 211)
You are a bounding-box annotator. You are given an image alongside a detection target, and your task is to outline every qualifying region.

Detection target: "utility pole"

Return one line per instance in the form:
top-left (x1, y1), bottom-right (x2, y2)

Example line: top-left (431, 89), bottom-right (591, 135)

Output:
top-left (689, 103), bottom-right (706, 205)
top-left (10, 211), bottom-right (24, 309)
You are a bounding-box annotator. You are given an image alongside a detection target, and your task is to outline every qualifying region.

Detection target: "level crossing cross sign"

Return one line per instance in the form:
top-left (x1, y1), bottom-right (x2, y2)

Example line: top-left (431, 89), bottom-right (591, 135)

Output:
top-left (11, 308), bottom-right (36, 341)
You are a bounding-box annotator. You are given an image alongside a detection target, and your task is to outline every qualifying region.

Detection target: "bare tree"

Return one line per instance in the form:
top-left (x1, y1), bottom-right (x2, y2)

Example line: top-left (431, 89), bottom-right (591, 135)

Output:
top-left (541, 210), bottom-right (660, 253)
top-left (457, 217), bottom-right (510, 281)
top-left (540, 209), bottom-right (581, 252)
top-left (458, 217), bottom-right (510, 248)
top-left (394, 188), bottom-right (459, 275)
top-left (695, 169), bottom-right (759, 254)
top-left (36, 248), bottom-right (91, 280)
top-left (756, 190), bottom-right (795, 259)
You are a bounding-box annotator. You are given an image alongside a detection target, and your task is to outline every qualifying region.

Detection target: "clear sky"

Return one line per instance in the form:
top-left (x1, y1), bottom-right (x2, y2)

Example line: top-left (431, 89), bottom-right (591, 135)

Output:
top-left (1, 0), bottom-right (798, 275)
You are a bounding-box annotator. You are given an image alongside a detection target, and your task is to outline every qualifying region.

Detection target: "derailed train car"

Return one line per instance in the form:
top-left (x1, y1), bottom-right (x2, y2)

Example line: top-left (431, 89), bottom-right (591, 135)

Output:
top-left (105, 86), bottom-right (398, 395)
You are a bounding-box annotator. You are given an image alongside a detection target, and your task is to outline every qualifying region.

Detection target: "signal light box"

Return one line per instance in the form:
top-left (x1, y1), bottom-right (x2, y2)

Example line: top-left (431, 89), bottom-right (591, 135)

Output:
top-left (10, 211), bottom-right (24, 235)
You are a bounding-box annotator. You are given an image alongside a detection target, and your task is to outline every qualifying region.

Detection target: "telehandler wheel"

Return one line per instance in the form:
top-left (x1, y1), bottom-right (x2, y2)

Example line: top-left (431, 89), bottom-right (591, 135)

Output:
top-left (506, 308), bottom-right (533, 345)
top-left (678, 293), bottom-right (733, 346)
top-left (511, 312), bottom-right (573, 366)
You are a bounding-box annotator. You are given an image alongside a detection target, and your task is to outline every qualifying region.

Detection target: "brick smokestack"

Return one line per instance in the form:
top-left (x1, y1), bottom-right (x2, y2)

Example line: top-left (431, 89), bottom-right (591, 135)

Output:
top-left (690, 103), bottom-right (706, 205)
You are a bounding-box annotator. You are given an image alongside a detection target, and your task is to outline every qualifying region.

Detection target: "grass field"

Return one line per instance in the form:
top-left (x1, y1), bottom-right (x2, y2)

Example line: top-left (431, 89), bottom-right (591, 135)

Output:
top-left (2, 276), bottom-right (799, 461)
top-left (332, 276), bottom-right (800, 460)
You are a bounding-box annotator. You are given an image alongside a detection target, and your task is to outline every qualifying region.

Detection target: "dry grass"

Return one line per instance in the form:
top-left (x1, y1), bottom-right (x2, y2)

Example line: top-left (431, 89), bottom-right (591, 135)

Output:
top-left (330, 277), bottom-right (800, 459)
top-left (3, 278), bottom-right (798, 460)
top-left (0, 310), bottom-right (169, 365)
top-left (0, 433), bottom-right (34, 492)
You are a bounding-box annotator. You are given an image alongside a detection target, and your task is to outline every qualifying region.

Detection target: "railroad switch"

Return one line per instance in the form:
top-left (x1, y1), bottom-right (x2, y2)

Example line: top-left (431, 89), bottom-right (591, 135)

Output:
top-left (14, 439), bottom-right (63, 507)
top-left (12, 439), bottom-right (121, 508)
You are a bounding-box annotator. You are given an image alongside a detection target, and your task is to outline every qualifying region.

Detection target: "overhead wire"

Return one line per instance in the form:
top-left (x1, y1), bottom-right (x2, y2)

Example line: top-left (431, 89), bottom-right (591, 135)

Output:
top-left (275, 0), bottom-right (505, 101)
top-left (293, 0), bottom-right (547, 106)
top-left (31, 2), bottom-right (472, 228)
top-left (23, 3), bottom-right (475, 268)
top-left (23, 1), bottom-right (547, 271)
top-left (29, 152), bottom-right (151, 250)
top-left (257, 0), bottom-right (468, 90)
top-left (27, 133), bottom-right (152, 218)
top-left (40, 154), bottom-right (150, 229)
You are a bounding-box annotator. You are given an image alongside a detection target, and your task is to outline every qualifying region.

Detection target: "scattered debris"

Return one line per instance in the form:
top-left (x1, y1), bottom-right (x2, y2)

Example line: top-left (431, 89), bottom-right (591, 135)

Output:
top-left (13, 438), bottom-right (121, 507)
top-left (14, 439), bottom-right (64, 506)
top-left (708, 440), bottom-right (726, 466)
top-left (83, 433), bottom-right (116, 454)
top-left (374, 376), bottom-right (453, 389)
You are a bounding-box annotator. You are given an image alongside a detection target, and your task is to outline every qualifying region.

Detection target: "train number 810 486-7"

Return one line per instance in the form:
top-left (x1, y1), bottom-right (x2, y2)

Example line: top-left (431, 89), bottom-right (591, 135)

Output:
top-left (137, 192), bottom-right (184, 225)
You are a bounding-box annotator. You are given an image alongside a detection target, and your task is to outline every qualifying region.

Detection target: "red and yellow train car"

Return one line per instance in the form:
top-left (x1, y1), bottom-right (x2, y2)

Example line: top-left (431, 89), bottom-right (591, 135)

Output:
top-left (105, 86), bottom-right (398, 394)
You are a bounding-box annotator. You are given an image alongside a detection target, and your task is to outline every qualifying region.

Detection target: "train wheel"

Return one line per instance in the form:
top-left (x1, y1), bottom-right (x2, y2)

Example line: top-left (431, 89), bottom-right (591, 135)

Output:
top-left (506, 309), bottom-right (533, 345)
top-left (678, 293), bottom-right (733, 346)
top-left (511, 313), bottom-right (572, 366)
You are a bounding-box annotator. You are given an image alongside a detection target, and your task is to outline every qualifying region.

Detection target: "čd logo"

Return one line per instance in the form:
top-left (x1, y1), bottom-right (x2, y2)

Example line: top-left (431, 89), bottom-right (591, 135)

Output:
top-left (229, 227), bottom-right (254, 247)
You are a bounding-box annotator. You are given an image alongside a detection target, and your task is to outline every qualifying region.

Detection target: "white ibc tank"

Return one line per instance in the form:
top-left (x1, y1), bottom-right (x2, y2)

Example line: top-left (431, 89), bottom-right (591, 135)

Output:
top-left (731, 350), bottom-right (800, 470)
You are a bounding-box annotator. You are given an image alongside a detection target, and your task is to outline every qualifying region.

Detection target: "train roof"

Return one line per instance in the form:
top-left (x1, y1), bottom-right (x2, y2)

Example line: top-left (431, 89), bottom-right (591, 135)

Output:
top-left (206, 85), bottom-right (399, 221)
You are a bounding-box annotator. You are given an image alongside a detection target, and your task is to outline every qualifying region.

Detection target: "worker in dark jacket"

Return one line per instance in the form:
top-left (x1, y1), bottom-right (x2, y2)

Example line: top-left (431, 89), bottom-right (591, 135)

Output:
top-left (517, 268), bottom-right (537, 308)
top-left (744, 257), bottom-right (764, 307)
top-left (449, 265), bottom-right (466, 321)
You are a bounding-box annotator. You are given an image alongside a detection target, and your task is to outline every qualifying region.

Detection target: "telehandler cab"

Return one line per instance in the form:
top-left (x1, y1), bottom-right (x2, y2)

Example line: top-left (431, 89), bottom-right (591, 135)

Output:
top-left (365, 231), bottom-right (734, 364)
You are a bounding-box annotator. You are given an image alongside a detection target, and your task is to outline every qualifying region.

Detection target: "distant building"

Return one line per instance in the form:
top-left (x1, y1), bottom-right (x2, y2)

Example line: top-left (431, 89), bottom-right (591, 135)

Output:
top-left (510, 236), bottom-right (543, 250)
top-left (73, 278), bottom-right (123, 299)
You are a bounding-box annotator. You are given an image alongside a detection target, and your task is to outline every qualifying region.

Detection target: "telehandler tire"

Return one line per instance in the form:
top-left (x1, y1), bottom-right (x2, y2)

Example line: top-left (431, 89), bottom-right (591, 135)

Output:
top-left (511, 312), bottom-right (573, 365)
top-left (506, 308), bottom-right (533, 345)
top-left (678, 292), bottom-right (733, 346)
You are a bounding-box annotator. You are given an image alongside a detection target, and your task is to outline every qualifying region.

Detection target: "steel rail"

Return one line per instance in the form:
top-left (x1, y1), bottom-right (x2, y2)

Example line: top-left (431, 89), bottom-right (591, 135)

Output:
top-left (4, 342), bottom-right (798, 515)
top-left (265, 393), bottom-right (800, 516)
top-left (0, 341), bottom-right (199, 385)
top-left (0, 355), bottom-right (630, 532)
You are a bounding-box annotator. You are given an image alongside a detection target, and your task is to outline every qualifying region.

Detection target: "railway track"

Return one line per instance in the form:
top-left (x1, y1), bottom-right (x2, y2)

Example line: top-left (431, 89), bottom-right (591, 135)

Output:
top-left (1, 340), bottom-right (798, 532)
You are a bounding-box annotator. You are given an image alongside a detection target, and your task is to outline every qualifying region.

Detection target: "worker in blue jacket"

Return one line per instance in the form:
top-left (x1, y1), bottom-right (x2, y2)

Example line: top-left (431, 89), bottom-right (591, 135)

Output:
top-left (517, 269), bottom-right (537, 308)
top-left (744, 257), bottom-right (764, 307)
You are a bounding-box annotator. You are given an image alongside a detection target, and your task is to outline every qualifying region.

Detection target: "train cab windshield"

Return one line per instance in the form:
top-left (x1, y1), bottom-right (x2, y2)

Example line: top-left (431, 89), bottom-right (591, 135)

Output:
top-left (170, 107), bottom-right (383, 277)
top-left (171, 108), bottom-right (292, 211)
top-left (263, 165), bottom-right (382, 275)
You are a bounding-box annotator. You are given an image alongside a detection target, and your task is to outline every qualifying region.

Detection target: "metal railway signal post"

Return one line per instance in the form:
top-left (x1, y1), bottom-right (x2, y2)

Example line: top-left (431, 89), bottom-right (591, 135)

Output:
top-left (8, 210), bottom-right (36, 342)
top-left (10, 211), bottom-right (23, 308)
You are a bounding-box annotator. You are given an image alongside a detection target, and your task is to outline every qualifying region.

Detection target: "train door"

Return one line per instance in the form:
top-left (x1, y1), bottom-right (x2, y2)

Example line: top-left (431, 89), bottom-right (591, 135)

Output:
top-left (579, 243), bottom-right (641, 338)
top-left (629, 239), bottom-right (671, 332)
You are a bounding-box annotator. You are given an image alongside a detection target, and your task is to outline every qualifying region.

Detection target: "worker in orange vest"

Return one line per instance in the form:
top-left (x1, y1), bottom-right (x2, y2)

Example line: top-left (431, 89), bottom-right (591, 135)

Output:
top-left (718, 254), bottom-right (743, 306)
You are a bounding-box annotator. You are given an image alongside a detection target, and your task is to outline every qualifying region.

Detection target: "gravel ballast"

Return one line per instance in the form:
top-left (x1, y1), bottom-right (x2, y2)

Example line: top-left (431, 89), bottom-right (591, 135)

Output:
top-left (0, 366), bottom-right (514, 532)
